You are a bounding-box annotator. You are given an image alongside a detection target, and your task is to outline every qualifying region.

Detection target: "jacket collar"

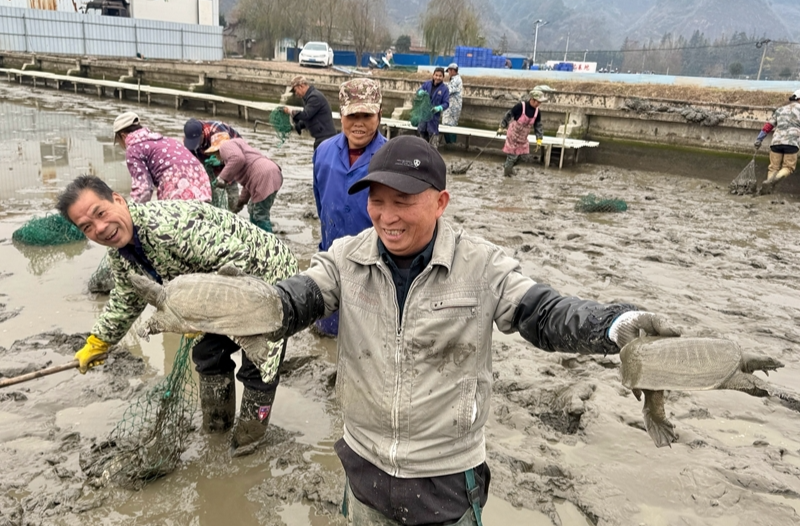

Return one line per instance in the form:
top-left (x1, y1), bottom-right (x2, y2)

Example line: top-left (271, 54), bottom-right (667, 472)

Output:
top-left (346, 217), bottom-right (455, 274)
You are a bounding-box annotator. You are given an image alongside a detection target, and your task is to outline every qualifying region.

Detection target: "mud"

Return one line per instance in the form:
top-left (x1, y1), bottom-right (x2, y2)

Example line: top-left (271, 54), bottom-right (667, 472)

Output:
top-left (1, 80), bottom-right (800, 525)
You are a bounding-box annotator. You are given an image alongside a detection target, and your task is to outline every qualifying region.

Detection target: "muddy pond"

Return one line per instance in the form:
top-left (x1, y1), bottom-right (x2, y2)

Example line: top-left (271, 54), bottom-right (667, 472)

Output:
top-left (1, 81), bottom-right (799, 526)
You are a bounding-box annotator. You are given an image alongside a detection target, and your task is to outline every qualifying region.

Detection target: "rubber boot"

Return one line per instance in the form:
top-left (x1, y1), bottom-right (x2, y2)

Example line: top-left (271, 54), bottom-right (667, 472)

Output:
top-left (428, 134), bottom-right (440, 150)
top-left (503, 156), bottom-right (516, 177)
top-left (763, 166), bottom-right (793, 194)
top-left (229, 387), bottom-right (275, 457)
top-left (198, 371), bottom-right (235, 433)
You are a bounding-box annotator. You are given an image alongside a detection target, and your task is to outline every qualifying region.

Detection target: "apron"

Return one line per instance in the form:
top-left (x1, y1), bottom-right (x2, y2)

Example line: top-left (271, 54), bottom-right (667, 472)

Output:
top-left (502, 101), bottom-right (538, 156)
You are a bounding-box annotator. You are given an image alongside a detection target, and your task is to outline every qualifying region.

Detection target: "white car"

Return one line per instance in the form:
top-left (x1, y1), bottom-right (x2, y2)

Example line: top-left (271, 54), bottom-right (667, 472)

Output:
top-left (298, 42), bottom-right (334, 68)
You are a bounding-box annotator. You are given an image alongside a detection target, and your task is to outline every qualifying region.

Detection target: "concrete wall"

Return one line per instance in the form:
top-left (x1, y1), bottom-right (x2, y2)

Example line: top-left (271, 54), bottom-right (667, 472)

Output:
top-left (0, 52), bottom-right (773, 155)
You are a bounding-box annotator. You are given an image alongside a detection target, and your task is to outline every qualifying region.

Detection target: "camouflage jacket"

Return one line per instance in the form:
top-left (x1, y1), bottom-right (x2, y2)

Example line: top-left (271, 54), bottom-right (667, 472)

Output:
top-left (766, 101), bottom-right (800, 148)
top-left (93, 200), bottom-right (297, 376)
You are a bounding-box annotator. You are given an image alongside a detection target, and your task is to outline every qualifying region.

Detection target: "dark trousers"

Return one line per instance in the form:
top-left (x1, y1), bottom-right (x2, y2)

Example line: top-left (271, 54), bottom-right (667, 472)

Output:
top-left (192, 333), bottom-right (285, 393)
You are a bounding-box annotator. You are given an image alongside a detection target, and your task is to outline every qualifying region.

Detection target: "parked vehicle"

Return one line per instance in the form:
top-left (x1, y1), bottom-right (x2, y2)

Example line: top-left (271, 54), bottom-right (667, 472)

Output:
top-left (299, 42), bottom-right (334, 68)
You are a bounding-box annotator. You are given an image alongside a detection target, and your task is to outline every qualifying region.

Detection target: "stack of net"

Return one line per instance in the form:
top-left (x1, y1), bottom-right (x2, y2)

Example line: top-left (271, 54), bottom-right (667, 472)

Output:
top-left (729, 159), bottom-right (757, 195)
top-left (409, 93), bottom-right (434, 127)
top-left (88, 253), bottom-right (115, 294)
top-left (269, 107), bottom-right (294, 146)
top-left (575, 194), bottom-right (628, 213)
top-left (12, 214), bottom-right (85, 246)
top-left (81, 336), bottom-right (198, 489)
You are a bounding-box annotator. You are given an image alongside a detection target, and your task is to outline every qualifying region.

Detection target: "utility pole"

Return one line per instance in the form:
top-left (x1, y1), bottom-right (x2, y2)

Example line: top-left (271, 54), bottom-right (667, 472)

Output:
top-left (533, 19), bottom-right (547, 63)
top-left (756, 39), bottom-right (771, 81)
top-left (563, 31), bottom-right (570, 61)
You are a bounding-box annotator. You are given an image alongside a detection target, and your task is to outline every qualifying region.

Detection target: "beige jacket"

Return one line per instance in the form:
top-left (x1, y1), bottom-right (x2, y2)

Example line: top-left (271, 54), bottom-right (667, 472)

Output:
top-left (303, 218), bottom-right (534, 478)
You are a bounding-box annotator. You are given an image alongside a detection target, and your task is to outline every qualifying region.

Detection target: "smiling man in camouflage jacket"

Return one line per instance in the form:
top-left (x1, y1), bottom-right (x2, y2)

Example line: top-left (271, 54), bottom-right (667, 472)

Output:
top-left (56, 175), bottom-right (298, 456)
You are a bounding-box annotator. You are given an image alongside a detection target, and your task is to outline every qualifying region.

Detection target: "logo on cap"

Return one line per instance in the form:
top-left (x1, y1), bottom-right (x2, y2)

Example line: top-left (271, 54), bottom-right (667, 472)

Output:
top-left (413, 159), bottom-right (421, 168)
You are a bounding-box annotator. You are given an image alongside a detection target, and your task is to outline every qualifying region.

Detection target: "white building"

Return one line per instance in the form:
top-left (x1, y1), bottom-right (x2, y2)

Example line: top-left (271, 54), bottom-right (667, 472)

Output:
top-left (7, 0), bottom-right (218, 26)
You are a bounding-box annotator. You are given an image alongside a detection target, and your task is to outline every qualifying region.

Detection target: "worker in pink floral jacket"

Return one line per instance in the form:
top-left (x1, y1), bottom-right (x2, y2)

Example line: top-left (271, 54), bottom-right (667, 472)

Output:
top-left (113, 112), bottom-right (212, 204)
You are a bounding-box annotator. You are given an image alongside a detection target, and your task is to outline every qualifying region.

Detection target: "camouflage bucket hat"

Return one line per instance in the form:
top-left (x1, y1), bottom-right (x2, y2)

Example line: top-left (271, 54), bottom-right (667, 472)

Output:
top-left (529, 89), bottom-right (548, 102)
top-left (339, 78), bottom-right (382, 116)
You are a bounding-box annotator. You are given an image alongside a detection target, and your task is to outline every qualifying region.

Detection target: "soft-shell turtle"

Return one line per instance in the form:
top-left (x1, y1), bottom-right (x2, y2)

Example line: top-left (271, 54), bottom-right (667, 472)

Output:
top-left (128, 266), bottom-right (284, 367)
top-left (620, 336), bottom-right (790, 448)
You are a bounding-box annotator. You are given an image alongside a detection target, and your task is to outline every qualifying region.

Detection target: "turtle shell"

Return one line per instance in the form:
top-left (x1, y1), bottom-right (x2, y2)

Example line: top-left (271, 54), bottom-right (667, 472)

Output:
top-left (620, 337), bottom-right (743, 391)
top-left (145, 273), bottom-right (282, 336)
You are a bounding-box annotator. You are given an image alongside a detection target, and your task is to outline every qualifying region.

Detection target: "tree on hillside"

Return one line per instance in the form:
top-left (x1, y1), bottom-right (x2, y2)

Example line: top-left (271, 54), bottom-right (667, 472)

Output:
top-left (421, 0), bottom-right (483, 60)
top-left (311, 0), bottom-right (345, 43)
top-left (729, 62), bottom-right (743, 77)
top-left (396, 35), bottom-right (412, 53)
top-left (344, 0), bottom-right (387, 67)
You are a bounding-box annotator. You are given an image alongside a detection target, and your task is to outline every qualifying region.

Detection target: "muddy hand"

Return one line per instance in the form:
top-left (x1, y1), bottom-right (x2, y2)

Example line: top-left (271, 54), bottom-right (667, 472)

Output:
top-left (609, 311), bottom-right (681, 349)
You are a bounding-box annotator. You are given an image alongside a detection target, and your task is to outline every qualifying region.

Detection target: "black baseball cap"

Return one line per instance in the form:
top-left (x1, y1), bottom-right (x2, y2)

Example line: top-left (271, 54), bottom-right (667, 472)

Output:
top-left (348, 136), bottom-right (447, 195)
top-left (183, 118), bottom-right (204, 151)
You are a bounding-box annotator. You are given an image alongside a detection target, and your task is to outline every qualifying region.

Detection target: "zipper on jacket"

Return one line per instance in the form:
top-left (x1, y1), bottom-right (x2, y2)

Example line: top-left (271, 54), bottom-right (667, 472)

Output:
top-left (381, 261), bottom-right (434, 475)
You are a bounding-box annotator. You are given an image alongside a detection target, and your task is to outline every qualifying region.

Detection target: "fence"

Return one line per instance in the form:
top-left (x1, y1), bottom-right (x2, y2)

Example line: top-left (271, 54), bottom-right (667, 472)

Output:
top-left (0, 6), bottom-right (222, 61)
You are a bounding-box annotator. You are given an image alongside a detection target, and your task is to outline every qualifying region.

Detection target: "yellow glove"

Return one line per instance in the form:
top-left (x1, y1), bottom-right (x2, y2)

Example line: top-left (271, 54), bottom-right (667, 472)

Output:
top-left (535, 138), bottom-right (543, 152)
top-left (75, 335), bottom-right (109, 374)
top-left (184, 332), bottom-right (203, 339)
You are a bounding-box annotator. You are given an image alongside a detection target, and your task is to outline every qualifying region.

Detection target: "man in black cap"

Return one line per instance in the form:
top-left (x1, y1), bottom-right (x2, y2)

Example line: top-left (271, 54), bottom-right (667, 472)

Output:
top-left (183, 118), bottom-right (242, 209)
top-left (141, 135), bottom-right (680, 525)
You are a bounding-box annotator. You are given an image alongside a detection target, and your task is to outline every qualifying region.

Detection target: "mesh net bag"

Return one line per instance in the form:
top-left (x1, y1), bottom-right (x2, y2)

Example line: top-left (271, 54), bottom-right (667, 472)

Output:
top-left (12, 214), bottom-right (85, 246)
top-left (203, 165), bottom-right (231, 211)
top-left (80, 336), bottom-right (198, 489)
top-left (88, 254), bottom-right (114, 294)
top-left (729, 158), bottom-right (757, 195)
top-left (575, 194), bottom-right (628, 213)
top-left (269, 107), bottom-right (294, 146)
top-left (409, 93), bottom-right (434, 127)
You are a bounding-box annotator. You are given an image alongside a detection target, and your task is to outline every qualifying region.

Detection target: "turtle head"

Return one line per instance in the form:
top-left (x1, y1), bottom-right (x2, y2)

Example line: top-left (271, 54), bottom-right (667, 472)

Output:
top-left (740, 352), bottom-right (784, 375)
top-left (129, 273), bottom-right (166, 307)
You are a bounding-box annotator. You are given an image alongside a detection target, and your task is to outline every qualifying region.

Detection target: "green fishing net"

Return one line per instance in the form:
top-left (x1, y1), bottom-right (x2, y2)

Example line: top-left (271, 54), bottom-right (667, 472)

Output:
top-left (203, 165), bottom-right (231, 211)
top-left (80, 336), bottom-right (198, 489)
top-left (409, 93), bottom-right (434, 127)
top-left (88, 254), bottom-right (114, 294)
top-left (270, 107), bottom-right (294, 146)
top-left (12, 214), bottom-right (85, 246)
top-left (575, 194), bottom-right (628, 213)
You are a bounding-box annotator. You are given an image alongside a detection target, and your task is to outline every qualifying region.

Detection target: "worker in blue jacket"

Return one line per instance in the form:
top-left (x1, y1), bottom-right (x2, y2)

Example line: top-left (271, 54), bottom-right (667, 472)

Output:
top-left (416, 67), bottom-right (450, 150)
top-left (311, 78), bottom-right (387, 337)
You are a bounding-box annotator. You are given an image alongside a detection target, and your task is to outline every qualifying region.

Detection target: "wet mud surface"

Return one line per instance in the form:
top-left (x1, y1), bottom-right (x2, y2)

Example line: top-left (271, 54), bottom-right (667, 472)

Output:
top-left (1, 81), bottom-right (800, 525)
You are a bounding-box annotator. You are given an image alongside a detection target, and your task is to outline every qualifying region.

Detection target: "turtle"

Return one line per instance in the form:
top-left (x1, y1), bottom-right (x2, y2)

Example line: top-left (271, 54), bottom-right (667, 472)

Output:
top-left (128, 265), bottom-right (285, 369)
top-left (619, 336), bottom-right (795, 448)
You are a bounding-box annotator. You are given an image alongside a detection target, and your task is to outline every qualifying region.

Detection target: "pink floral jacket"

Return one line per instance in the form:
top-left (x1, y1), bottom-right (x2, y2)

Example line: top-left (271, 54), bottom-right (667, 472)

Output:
top-left (124, 127), bottom-right (212, 203)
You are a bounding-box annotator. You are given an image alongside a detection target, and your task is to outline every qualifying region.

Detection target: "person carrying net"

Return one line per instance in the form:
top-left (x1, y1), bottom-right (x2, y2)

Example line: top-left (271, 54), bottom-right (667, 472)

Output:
top-left (754, 88), bottom-right (800, 195)
top-left (205, 132), bottom-right (284, 233)
top-left (183, 118), bottom-right (243, 210)
top-left (415, 67), bottom-right (450, 150)
top-left (497, 89), bottom-right (547, 177)
top-left (282, 75), bottom-right (337, 150)
top-left (56, 175), bottom-right (298, 457)
top-left (114, 112), bottom-right (211, 204)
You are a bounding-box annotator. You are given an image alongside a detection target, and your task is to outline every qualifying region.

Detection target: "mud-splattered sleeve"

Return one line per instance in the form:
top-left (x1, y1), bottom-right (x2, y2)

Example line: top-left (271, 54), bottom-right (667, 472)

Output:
top-left (91, 250), bottom-right (149, 345)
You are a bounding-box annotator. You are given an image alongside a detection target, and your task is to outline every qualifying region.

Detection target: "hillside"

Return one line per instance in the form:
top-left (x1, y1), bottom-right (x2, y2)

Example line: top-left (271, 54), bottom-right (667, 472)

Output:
top-left (384, 0), bottom-right (799, 53)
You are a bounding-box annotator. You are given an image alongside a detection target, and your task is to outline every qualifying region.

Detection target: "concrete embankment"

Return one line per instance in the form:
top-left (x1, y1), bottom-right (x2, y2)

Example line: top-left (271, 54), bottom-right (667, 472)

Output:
top-left (0, 52), bottom-right (773, 154)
